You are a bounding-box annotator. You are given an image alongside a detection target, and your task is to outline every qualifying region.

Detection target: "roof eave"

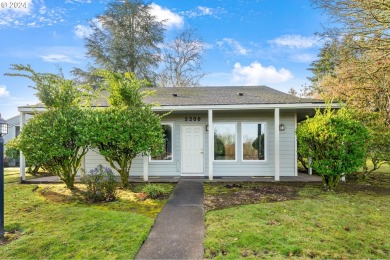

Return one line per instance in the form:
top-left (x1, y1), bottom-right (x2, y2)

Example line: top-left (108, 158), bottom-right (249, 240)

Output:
top-left (18, 102), bottom-right (335, 113)
top-left (151, 102), bottom-right (334, 111)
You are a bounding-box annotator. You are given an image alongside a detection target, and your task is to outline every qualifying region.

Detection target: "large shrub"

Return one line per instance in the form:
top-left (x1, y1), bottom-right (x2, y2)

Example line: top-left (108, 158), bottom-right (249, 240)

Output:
top-left (5, 138), bottom-right (20, 161)
top-left (17, 108), bottom-right (91, 188)
top-left (88, 71), bottom-right (165, 188)
top-left (296, 107), bottom-right (369, 190)
top-left (5, 138), bottom-right (20, 167)
top-left (7, 64), bottom-right (93, 189)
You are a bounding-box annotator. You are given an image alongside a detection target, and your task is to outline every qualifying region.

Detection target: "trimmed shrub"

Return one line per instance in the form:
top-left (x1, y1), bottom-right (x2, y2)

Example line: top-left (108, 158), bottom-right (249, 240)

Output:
top-left (296, 106), bottom-right (369, 191)
top-left (81, 165), bottom-right (118, 202)
top-left (142, 184), bottom-right (170, 199)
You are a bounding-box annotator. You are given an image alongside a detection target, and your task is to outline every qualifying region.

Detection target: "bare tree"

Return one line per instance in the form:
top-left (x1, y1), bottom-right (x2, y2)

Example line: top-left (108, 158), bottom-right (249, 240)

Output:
top-left (158, 28), bottom-right (206, 87)
top-left (287, 87), bottom-right (298, 97)
top-left (311, 0), bottom-right (390, 60)
top-left (310, 0), bottom-right (390, 123)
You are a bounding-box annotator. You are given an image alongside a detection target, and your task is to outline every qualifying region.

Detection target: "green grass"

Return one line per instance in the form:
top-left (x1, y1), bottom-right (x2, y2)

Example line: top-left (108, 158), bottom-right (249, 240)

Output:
top-left (204, 179), bottom-right (390, 259)
top-left (3, 167), bottom-right (39, 184)
top-left (1, 168), bottom-right (174, 259)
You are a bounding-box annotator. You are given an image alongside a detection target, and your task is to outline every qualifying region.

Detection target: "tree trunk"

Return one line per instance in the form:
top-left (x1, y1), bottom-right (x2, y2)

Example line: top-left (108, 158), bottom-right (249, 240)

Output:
top-left (322, 174), bottom-right (341, 191)
top-left (119, 169), bottom-right (130, 189)
top-left (63, 178), bottom-right (75, 190)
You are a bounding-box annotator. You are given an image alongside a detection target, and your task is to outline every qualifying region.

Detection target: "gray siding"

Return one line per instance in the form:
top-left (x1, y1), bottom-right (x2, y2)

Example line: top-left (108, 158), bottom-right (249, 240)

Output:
top-left (84, 150), bottom-right (144, 176)
top-left (83, 110), bottom-right (297, 177)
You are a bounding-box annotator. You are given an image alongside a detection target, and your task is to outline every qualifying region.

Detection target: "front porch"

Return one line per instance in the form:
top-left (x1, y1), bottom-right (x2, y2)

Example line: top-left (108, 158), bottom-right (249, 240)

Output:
top-left (22, 172), bottom-right (321, 184)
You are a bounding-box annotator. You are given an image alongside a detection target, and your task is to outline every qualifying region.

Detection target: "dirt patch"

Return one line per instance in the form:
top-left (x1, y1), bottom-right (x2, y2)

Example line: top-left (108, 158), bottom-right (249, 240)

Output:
top-left (204, 183), bottom-right (300, 211)
top-left (204, 175), bottom-right (390, 211)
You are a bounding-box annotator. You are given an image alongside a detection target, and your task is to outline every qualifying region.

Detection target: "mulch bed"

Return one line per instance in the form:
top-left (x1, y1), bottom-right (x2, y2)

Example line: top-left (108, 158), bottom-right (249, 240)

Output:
top-left (204, 184), bottom-right (300, 211)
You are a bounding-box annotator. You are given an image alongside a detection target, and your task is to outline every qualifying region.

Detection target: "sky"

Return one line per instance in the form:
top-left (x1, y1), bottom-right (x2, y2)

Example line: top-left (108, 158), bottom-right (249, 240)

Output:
top-left (0, 0), bottom-right (329, 119)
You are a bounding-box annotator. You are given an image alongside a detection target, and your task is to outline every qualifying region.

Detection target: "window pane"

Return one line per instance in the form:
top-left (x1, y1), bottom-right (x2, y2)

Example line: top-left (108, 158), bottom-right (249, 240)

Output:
top-left (242, 123), bottom-right (265, 160)
top-left (15, 126), bottom-right (20, 137)
top-left (152, 124), bottom-right (173, 160)
top-left (214, 123), bottom-right (236, 160)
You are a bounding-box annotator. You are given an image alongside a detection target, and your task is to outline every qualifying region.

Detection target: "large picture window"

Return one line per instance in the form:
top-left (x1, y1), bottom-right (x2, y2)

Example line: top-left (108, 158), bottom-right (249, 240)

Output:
top-left (214, 123), bottom-right (236, 160)
top-left (151, 124), bottom-right (173, 161)
top-left (242, 123), bottom-right (265, 161)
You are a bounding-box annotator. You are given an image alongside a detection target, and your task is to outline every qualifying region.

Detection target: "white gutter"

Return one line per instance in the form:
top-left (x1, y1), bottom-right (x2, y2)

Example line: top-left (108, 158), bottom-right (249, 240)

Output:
top-left (18, 107), bottom-right (46, 113)
top-left (151, 103), bottom-right (337, 111)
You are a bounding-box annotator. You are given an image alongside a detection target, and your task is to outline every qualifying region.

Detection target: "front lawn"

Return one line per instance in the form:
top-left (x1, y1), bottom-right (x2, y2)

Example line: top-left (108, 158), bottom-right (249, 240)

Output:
top-left (204, 176), bottom-right (390, 259)
top-left (1, 168), bottom-right (174, 259)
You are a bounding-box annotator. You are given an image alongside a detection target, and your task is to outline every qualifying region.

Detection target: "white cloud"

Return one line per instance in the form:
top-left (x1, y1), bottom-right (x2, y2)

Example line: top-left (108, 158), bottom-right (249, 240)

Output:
top-left (0, 85), bottom-right (10, 97)
top-left (181, 6), bottom-right (226, 18)
top-left (149, 3), bottom-right (183, 29)
top-left (217, 38), bottom-right (249, 55)
top-left (269, 34), bottom-right (322, 49)
top-left (198, 6), bottom-right (213, 15)
top-left (203, 43), bottom-right (214, 50)
top-left (290, 53), bottom-right (316, 63)
top-left (74, 24), bottom-right (93, 38)
top-left (39, 54), bottom-right (79, 63)
top-left (233, 62), bottom-right (293, 85)
top-left (6, 46), bottom-right (85, 64)
top-left (3, 46), bottom-right (85, 64)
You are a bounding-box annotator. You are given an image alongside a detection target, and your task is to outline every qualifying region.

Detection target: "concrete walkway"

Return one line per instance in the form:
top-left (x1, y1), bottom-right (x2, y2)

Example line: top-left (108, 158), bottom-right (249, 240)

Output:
top-left (136, 179), bottom-right (204, 260)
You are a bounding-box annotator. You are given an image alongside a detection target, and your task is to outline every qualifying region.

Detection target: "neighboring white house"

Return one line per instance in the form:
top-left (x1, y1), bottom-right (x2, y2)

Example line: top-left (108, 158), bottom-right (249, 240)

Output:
top-left (17, 86), bottom-right (329, 181)
top-left (3, 114), bottom-right (32, 166)
top-left (3, 114), bottom-right (32, 150)
top-left (3, 115), bottom-right (21, 146)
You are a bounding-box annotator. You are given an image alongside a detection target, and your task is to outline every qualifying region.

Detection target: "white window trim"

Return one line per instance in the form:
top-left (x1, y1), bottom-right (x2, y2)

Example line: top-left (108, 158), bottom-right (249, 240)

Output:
top-left (149, 122), bottom-right (174, 163)
top-left (241, 122), bottom-right (267, 162)
top-left (213, 122), bottom-right (238, 162)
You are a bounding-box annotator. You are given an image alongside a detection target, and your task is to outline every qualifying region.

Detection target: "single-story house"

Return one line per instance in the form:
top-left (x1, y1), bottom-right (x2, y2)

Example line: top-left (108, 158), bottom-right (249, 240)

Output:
top-left (18, 86), bottom-right (328, 181)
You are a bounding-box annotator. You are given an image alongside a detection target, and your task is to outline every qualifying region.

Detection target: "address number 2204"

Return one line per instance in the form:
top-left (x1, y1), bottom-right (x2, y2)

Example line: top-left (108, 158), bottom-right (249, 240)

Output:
top-left (185, 117), bottom-right (201, 121)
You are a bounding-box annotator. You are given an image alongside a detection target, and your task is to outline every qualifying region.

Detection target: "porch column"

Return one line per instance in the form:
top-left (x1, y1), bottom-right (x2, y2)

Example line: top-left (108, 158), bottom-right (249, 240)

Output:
top-left (294, 113), bottom-right (298, 176)
top-left (274, 108), bottom-right (280, 181)
top-left (143, 156), bottom-right (148, 181)
top-left (208, 109), bottom-right (213, 180)
top-left (19, 112), bottom-right (26, 182)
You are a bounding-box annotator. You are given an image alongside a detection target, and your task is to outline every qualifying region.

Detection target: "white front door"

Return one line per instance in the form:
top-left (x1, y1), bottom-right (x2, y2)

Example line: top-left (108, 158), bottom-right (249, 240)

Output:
top-left (181, 125), bottom-right (204, 174)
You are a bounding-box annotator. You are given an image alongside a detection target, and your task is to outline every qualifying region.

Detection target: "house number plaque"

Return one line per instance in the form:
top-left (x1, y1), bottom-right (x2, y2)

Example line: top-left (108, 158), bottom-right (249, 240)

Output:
top-left (184, 117), bottom-right (201, 122)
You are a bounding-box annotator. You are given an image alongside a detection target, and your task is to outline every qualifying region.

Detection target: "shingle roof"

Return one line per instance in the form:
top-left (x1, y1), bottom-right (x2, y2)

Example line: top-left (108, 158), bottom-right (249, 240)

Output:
top-left (19, 86), bottom-right (324, 109)
top-left (142, 86), bottom-right (323, 106)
